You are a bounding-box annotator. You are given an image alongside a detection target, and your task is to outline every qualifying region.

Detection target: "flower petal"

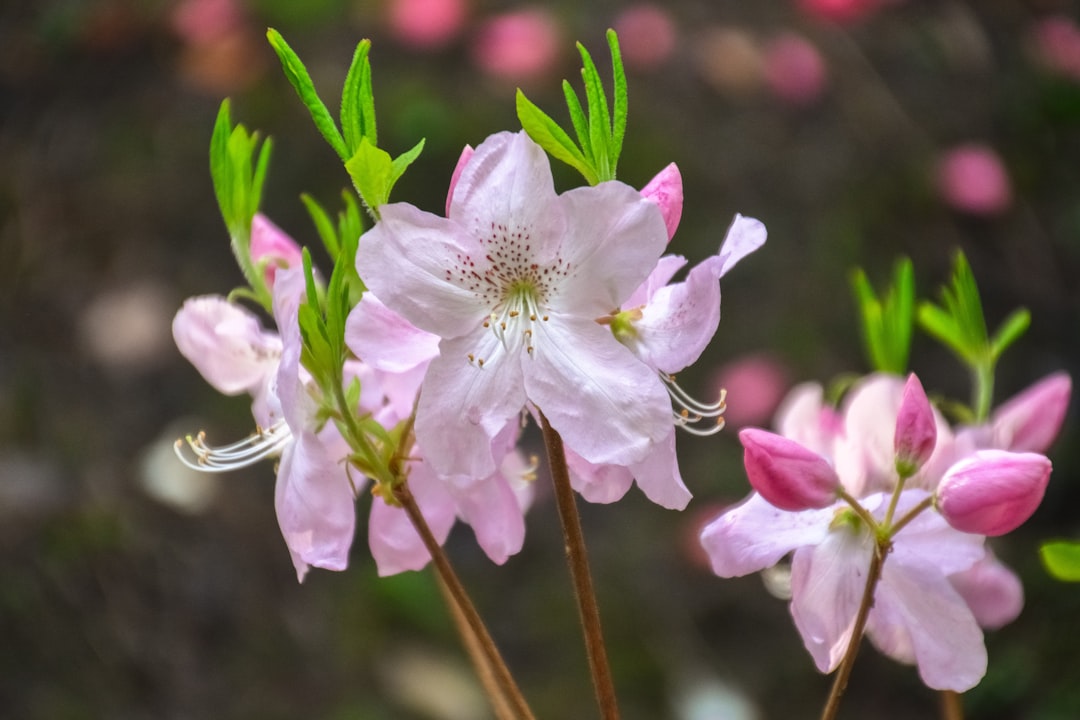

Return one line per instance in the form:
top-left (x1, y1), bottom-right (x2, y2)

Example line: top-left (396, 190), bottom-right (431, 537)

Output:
top-left (628, 426), bottom-right (691, 509)
top-left (345, 292), bottom-right (440, 373)
top-left (713, 214), bottom-right (767, 279)
top-left (565, 448), bottom-right (635, 504)
top-left (949, 554), bottom-right (1024, 630)
top-left (368, 461), bottom-right (457, 576)
top-left (415, 330), bottom-right (527, 478)
top-left (871, 559), bottom-right (987, 691)
top-left (789, 529), bottom-right (873, 673)
top-left (699, 492), bottom-right (836, 577)
top-left (992, 372), bottom-right (1072, 453)
top-left (622, 254), bottom-right (688, 309)
top-left (450, 472), bottom-right (526, 565)
top-left (526, 315), bottom-right (669, 467)
top-left (274, 432), bottom-right (357, 582)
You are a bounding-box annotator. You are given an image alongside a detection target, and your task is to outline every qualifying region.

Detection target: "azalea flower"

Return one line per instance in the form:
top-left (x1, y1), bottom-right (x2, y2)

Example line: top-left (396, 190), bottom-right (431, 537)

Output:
top-left (699, 372), bottom-right (1056, 691)
top-left (357, 130), bottom-right (674, 486)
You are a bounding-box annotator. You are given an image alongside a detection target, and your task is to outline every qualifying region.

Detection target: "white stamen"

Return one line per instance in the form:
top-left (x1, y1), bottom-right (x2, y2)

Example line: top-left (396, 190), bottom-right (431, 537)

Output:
top-left (664, 375), bottom-right (727, 436)
top-left (174, 419), bottom-right (292, 472)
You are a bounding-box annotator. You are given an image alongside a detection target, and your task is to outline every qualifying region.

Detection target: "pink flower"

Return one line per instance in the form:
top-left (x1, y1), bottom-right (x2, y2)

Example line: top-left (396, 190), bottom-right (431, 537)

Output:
top-left (709, 353), bottom-right (789, 429)
top-left (894, 373), bottom-right (937, 477)
top-left (172, 0), bottom-right (245, 46)
top-left (936, 144), bottom-right (1012, 216)
top-left (936, 450), bottom-right (1052, 536)
top-left (797, 0), bottom-right (880, 24)
top-left (739, 428), bottom-right (840, 510)
top-left (989, 372), bottom-right (1071, 453)
top-left (387, 0), bottom-right (468, 50)
top-left (356, 131), bottom-right (673, 492)
top-left (762, 33), bottom-right (828, 106)
top-left (250, 213), bottom-right (303, 289)
top-left (949, 554), bottom-right (1024, 630)
top-left (701, 490), bottom-right (987, 690)
top-left (1029, 15), bottom-right (1080, 82)
top-left (613, 4), bottom-right (678, 70)
top-left (471, 9), bottom-right (561, 81)
top-left (639, 163), bottom-right (683, 241)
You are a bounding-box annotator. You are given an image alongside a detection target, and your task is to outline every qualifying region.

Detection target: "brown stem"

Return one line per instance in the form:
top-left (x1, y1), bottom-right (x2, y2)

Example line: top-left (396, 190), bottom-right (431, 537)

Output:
top-left (434, 574), bottom-right (517, 720)
top-left (393, 484), bottom-right (536, 720)
top-left (538, 411), bottom-right (620, 720)
top-left (940, 690), bottom-right (964, 720)
top-left (819, 540), bottom-right (887, 720)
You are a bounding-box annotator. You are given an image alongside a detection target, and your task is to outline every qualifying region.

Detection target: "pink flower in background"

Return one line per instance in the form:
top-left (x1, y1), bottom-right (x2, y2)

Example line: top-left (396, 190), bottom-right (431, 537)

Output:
top-left (762, 33), bottom-right (828, 106)
top-left (710, 354), bottom-right (789, 429)
top-left (798, 0), bottom-right (880, 24)
top-left (936, 144), bottom-right (1012, 216)
top-left (471, 9), bottom-right (561, 81)
top-left (172, 0), bottom-right (245, 45)
top-left (387, 0), bottom-right (468, 50)
top-left (1029, 15), bottom-right (1080, 82)
top-left (613, 4), bottom-right (678, 70)
top-left (249, 214), bottom-right (303, 289)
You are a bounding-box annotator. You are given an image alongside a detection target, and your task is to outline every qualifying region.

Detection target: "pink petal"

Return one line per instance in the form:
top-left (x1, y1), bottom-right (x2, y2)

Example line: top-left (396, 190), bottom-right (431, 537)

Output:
top-left (552, 181), bottom-right (669, 317)
top-left (368, 461), bottom-right (456, 576)
top-left (565, 448), bottom-right (635, 504)
top-left (991, 372), bottom-right (1071, 453)
top-left (739, 428), bottom-right (840, 511)
top-left (871, 559), bottom-right (987, 691)
top-left (894, 373), bottom-right (937, 475)
top-left (525, 315), bottom-right (670, 468)
top-left (250, 213), bottom-right (303, 287)
top-left (445, 144), bottom-right (474, 216)
top-left (414, 330), bottom-right (527, 479)
top-left (622, 254), bottom-right (688, 309)
top-left (774, 382), bottom-right (840, 457)
top-left (344, 292), bottom-right (440, 373)
top-left (172, 295), bottom-right (281, 395)
top-left (936, 450), bottom-right (1051, 536)
top-left (274, 432), bottom-right (357, 581)
top-left (450, 472), bottom-right (526, 565)
top-left (627, 426), bottom-right (691, 509)
top-left (949, 554), bottom-right (1024, 630)
top-left (639, 162), bottom-right (683, 240)
top-left (713, 214), bottom-right (768, 280)
top-left (789, 530), bottom-right (873, 673)
top-left (699, 492), bottom-right (837, 577)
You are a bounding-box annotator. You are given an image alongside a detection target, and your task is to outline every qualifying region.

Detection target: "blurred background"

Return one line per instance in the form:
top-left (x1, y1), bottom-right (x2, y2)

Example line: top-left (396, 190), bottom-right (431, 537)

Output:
top-left (2, 0), bottom-right (1080, 717)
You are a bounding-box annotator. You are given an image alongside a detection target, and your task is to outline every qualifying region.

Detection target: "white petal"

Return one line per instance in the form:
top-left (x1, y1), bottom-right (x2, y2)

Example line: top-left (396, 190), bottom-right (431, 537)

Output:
top-left (368, 462), bottom-right (456, 576)
top-left (627, 427), bottom-right (691, 510)
top-left (345, 293), bottom-right (439, 373)
top-left (565, 447), bottom-right (635, 504)
top-left (713, 214), bottom-right (767, 279)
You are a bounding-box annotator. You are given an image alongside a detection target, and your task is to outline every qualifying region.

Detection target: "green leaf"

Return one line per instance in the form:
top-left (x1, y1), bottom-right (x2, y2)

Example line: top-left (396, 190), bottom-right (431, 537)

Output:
top-left (301, 193), bottom-right (341, 259)
top-left (340, 39), bottom-right (375, 153)
top-left (345, 138), bottom-right (395, 213)
top-left (562, 79), bottom-right (591, 158)
top-left (389, 138), bottom-right (426, 189)
top-left (1041, 540), bottom-right (1080, 582)
top-left (266, 28), bottom-right (348, 161)
top-left (577, 41), bottom-right (611, 179)
top-left (990, 308), bottom-right (1031, 361)
top-left (516, 90), bottom-right (597, 184)
top-left (607, 29), bottom-right (627, 166)
top-left (850, 257), bottom-right (914, 374)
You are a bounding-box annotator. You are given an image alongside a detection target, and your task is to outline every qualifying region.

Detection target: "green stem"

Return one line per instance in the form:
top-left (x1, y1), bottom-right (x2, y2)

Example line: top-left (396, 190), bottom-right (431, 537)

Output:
top-left (889, 495), bottom-right (934, 537)
top-left (393, 484), bottom-right (536, 720)
top-left (539, 411), bottom-right (620, 720)
top-left (819, 540), bottom-right (887, 720)
top-left (972, 361), bottom-right (994, 424)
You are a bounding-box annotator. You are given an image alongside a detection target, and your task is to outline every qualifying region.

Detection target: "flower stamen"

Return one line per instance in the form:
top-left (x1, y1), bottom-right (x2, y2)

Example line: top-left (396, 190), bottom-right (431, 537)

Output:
top-left (174, 419), bottom-right (292, 472)
top-left (665, 375), bottom-right (727, 436)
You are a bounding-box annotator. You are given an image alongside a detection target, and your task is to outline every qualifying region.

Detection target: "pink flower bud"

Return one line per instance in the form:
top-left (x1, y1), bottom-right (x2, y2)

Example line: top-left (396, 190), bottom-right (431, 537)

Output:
top-left (639, 163), bottom-right (683, 241)
top-left (446, 144), bottom-right (474, 216)
top-left (936, 144), bottom-right (1012, 216)
top-left (936, 450), bottom-right (1051, 536)
top-left (739, 428), bottom-right (840, 511)
top-left (992, 372), bottom-right (1072, 453)
top-left (894, 373), bottom-right (937, 477)
top-left (250, 214), bottom-right (302, 288)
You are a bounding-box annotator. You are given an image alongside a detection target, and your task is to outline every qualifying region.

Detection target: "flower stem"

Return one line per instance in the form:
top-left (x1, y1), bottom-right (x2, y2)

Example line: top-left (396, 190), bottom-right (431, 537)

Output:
top-left (539, 411), bottom-right (621, 720)
top-left (819, 540), bottom-right (887, 720)
top-left (393, 483), bottom-right (536, 720)
top-left (940, 690), bottom-right (965, 720)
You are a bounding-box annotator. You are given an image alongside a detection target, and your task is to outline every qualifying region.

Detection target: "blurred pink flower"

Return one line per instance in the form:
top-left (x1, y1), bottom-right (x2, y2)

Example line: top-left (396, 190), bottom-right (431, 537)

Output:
top-left (250, 214), bottom-right (303, 289)
top-left (613, 4), bottom-right (678, 70)
top-left (172, 0), bottom-right (245, 45)
top-left (936, 144), bottom-right (1012, 216)
top-left (471, 8), bottom-right (561, 81)
top-left (1029, 15), bottom-right (1080, 82)
top-left (797, 0), bottom-right (880, 24)
top-left (710, 353), bottom-right (789, 429)
top-left (762, 33), bottom-right (828, 106)
top-left (387, 0), bottom-right (468, 50)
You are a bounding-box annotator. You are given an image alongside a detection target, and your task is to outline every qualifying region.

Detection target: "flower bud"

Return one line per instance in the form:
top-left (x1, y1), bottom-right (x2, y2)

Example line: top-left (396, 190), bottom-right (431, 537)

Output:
top-left (936, 450), bottom-right (1051, 536)
top-left (445, 144), bottom-right (474, 216)
top-left (894, 373), bottom-right (937, 478)
top-left (992, 372), bottom-right (1071, 453)
top-left (640, 162), bottom-right (683, 241)
top-left (739, 428), bottom-right (840, 511)
top-left (250, 214), bottom-right (302, 288)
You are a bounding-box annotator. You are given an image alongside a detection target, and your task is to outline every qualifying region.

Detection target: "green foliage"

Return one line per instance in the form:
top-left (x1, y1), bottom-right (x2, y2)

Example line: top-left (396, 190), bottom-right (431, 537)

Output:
top-left (850, 257), bottom-right (915, 375)
top-left (266, 29), bottom-right (424, 219)
top-left (517, 29), bottom-right (628, 185)
top-left (301, 191), bottom-right (366, 307)
top-left (1041, 541), bottom-right (1080, 582)
top-left (209, 99), bottom-right (274, 311)
top-left (917, 250), bottom-right (1030, 421)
